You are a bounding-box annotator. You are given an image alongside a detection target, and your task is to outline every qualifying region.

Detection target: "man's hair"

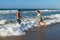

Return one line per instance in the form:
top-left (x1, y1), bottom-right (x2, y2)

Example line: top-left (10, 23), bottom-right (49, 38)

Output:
top-left (18, 9), bottom-right (21, 11)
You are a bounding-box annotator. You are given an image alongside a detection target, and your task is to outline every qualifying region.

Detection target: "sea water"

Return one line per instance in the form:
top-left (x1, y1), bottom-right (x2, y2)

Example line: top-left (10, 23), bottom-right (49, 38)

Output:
top-left (0, 9), bottom-right (60, 36)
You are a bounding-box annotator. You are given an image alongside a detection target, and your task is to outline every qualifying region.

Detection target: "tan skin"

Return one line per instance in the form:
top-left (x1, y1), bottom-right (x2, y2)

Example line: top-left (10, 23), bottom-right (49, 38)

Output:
top-left (34, 10), bottom-right (47, 29)
top-left (16, 11), bottom-right (22, 20)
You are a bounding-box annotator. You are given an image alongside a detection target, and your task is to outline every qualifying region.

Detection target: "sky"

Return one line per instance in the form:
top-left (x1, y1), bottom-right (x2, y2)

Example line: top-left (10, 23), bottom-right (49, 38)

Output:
top-left (0, 0), bottom-right (60, 9)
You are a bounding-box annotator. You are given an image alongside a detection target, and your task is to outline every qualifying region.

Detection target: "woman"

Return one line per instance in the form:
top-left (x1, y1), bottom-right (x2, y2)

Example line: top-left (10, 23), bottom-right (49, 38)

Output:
top-left (34, 10), bottom-right (47, 29)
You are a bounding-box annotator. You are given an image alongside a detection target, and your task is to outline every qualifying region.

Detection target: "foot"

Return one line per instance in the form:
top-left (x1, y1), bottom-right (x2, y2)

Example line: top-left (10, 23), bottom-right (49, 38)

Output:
top-left (43, 28), bottom-right (47, 32)
top-left (38, 26), bottom-right (41, 29)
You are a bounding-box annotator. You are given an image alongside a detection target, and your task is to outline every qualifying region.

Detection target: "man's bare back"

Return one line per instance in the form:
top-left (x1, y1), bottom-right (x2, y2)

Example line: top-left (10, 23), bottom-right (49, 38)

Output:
top-left (16, 9), bottom-right (22, 24)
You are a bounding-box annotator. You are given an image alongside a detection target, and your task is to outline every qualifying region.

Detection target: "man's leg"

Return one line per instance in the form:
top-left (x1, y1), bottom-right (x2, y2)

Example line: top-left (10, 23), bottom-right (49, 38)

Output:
top-left (17, 19), bottom-right (21, 24)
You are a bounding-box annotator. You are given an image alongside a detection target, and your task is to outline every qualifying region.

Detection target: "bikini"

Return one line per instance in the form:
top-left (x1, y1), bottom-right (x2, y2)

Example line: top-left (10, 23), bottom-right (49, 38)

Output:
top-left (37, 13), bottom-right (43, 21)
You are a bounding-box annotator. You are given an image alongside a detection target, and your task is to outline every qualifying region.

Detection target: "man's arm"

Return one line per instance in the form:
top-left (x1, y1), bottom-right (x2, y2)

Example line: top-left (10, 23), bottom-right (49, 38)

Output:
top-left (20, 16), bottom-right (22, 18)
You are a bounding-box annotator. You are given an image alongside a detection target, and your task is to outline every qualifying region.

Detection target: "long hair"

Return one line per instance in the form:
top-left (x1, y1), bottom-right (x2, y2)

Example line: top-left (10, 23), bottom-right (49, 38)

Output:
top-left (37, 10), bottom-right (40, 13)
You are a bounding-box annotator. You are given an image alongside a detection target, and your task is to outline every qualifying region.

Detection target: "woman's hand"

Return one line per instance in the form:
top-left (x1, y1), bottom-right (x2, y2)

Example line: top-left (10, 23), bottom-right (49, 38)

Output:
top-left (34, 16), bottom-right (36, 19)
top-left (42, 16), bottom-right (45, 18)
top-left (31, 16), bottom-right (36, 21)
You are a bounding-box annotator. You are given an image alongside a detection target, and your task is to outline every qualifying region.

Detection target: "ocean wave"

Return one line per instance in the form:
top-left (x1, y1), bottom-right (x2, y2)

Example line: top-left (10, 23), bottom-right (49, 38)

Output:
top-left (44, 14), bottom-right (60, 25)
top-left (0, 14), bottom-right (60, 25)
top-left (40, 10), bottom-right (60, 12)
top-left (0, 10), bottom-right (60, 15)
top-left (0, 14), bottom-right (60, 36)
top-left (0, 10), bottom-right (17, 14)
top-left (0, 19), bottom-right (16, 24)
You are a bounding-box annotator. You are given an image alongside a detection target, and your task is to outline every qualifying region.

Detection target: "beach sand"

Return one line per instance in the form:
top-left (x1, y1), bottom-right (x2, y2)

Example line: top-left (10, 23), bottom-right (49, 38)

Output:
top-left (0, 23), bottom-right (60, 40)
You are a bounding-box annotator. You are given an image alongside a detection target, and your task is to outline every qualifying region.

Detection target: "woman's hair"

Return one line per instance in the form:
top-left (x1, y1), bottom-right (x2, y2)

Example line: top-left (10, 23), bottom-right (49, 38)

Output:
top-left (37, 10), bottom-right (40, 13)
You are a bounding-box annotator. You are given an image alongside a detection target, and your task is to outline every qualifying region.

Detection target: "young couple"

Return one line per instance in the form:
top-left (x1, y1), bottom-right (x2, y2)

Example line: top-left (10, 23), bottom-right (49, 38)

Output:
top-left (16, 9), bottom-right (47, 29)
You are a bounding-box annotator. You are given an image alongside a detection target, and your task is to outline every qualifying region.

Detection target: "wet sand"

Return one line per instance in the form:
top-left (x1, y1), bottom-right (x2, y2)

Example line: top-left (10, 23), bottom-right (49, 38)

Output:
top-left (0, 23), bottom-right (60, 40)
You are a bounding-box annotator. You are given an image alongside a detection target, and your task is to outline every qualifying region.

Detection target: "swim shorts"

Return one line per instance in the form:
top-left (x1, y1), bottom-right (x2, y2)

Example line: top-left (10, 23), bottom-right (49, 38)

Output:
top-left (17, 19), bottom-right (21, 24)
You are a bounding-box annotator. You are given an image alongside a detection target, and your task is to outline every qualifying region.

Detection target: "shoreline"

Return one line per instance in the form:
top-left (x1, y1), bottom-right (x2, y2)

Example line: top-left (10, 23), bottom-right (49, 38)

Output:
top-left (0, 23), bottom-right (60, 40)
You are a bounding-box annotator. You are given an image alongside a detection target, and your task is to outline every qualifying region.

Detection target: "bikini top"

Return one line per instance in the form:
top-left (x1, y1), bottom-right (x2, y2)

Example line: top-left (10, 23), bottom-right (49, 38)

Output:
top-left (37, 13), bottom-right (42, 19)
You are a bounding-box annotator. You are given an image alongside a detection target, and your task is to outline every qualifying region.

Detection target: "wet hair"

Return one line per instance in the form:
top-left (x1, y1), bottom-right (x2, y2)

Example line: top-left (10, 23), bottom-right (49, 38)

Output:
top-left (18, 9), bottom-right (21, 11)
top-left (37, 10), bottom-right (40, 13)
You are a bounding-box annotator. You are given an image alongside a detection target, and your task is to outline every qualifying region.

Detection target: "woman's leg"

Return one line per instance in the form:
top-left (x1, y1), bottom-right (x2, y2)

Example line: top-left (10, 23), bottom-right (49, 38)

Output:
top-left (40, 18), bottom-right (47, 28)
top-left (42, 21), bottom-right (47, 28)
top-left (38, 20), bottom-right (41, 29)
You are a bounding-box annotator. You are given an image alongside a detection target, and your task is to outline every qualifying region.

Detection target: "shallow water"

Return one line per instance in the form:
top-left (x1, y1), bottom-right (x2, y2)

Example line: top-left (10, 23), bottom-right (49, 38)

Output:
top-left (0, 10), bottom-right (60, 36)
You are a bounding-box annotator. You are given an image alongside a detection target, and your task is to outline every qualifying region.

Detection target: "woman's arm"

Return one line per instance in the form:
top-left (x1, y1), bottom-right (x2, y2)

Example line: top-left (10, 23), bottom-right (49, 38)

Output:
top-left (34, 16), bottom-right (37, 19)
top-left (31, 16), bottom-right (37, 21)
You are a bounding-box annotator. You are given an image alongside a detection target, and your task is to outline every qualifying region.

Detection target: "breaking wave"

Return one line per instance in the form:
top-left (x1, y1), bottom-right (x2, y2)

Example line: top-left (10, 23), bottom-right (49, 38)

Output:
top-left (0, 10), bottom-right (60, 36)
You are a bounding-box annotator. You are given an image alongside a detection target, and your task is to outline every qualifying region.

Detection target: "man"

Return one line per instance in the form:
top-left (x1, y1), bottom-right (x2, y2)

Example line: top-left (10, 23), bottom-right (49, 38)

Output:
top-left (16, 9), bottom-right (22, 24)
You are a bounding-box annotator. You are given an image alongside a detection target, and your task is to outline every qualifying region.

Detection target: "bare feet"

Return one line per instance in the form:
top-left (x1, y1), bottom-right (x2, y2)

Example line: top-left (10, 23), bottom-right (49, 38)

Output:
top-left (38, 25), bottom-right (41, 29)
top-left (44, 23), bottom-right (47, 28)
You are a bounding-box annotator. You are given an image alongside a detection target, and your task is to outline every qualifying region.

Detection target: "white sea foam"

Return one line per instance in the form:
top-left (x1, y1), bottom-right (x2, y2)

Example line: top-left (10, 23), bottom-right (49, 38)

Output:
top-left (0, 10), bottom-right (17, 14)
top-left (0, 23), bottom-right (26, 36)
top-left (0, 19), bottom-right (6, 24)
top-left (0, 10), bottom-right (60, 15)
top-left (0, 14), bottom-right (60, 25)
top-left (44, 14), bottom-right (60, 25)
top-left (40, 10), bottom-right (60, 12)
top-left (0, 10), bottom-right (60, 36)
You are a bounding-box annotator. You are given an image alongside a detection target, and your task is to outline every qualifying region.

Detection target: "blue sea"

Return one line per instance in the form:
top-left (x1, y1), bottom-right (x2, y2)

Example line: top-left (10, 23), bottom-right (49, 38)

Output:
top-left (0, 9), bottom-right (60, 36)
